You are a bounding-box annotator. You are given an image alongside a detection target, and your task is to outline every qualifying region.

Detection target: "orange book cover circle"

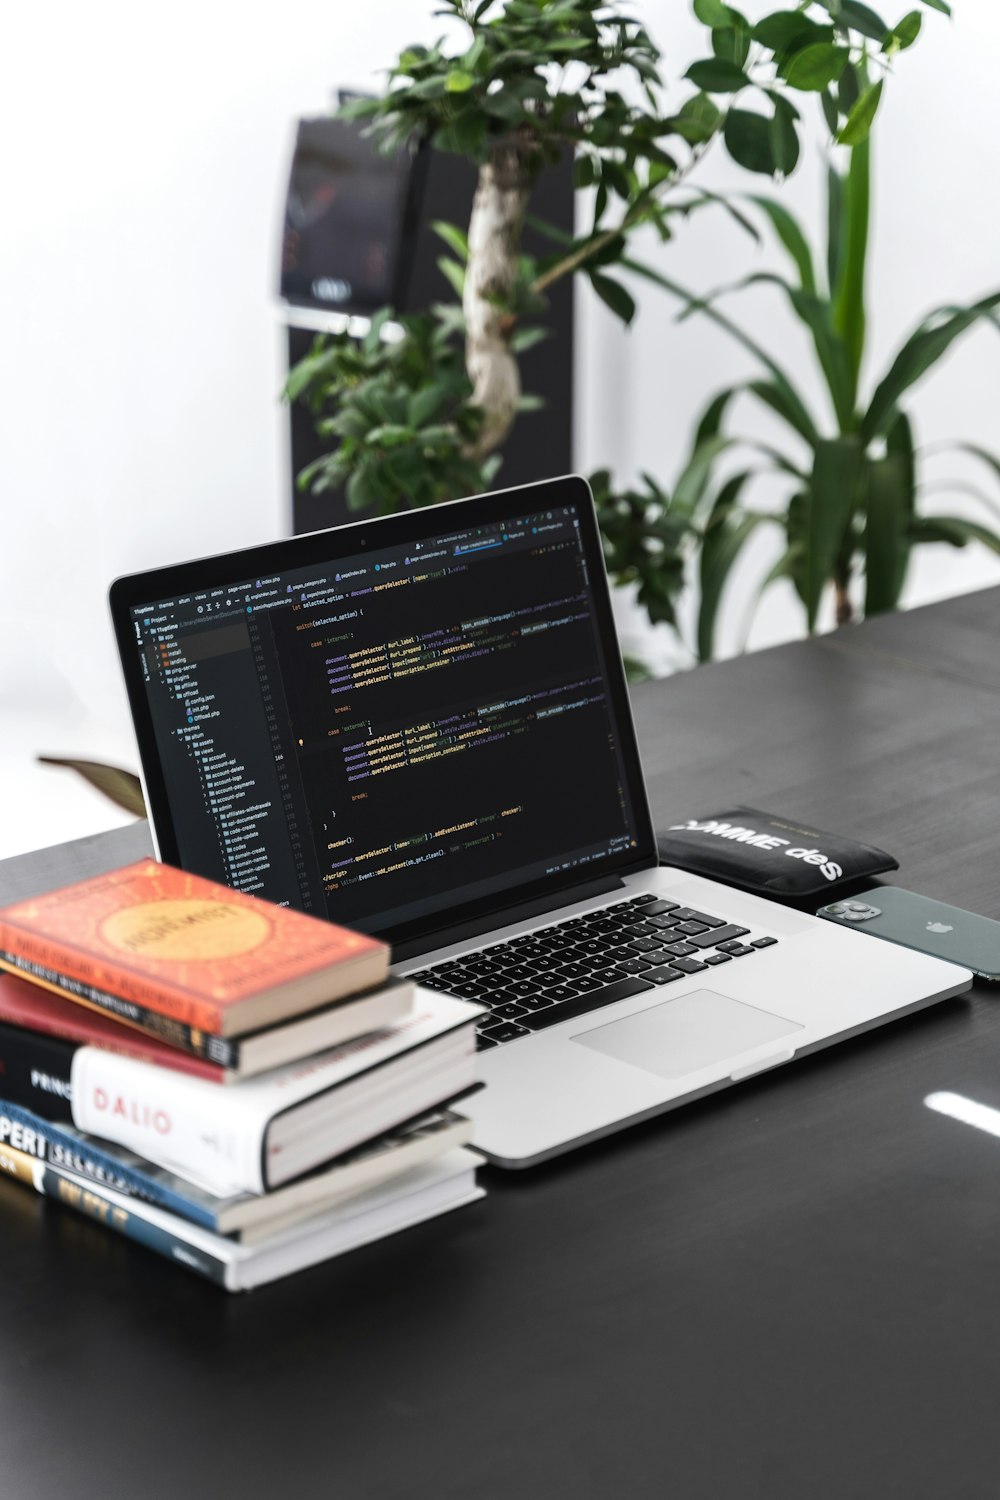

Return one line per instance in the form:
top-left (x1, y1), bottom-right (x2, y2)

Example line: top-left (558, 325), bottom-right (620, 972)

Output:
top-left (99, 899), bottom-right (273, 964)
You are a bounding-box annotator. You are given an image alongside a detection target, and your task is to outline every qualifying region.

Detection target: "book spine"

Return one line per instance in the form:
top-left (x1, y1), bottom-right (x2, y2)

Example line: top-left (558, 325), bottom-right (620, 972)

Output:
top-left (38, 1162), bottom-right (230, 1288)
top-left (0, 1096), bottom-right (223, 1231)
top-left (0, 1140), bottom-right (227, 1284)
top-left (0, 920), bottom-right (226, 1035)
top-left (0, 952), bottom-right (236, 1068)
top-left (71, 1048), bottom-right (266, 1196)
top-left (0, 1023), bottom-right (76, 1123)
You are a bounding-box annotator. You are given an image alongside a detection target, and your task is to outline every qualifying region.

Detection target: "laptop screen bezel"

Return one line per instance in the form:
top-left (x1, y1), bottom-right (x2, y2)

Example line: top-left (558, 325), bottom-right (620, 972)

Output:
top-left (109, 475), bottom-right (658, 953)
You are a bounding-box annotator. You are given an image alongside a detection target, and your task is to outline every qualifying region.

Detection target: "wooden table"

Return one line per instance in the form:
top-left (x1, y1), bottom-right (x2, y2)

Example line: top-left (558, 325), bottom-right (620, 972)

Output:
top-left (2, 586), bottom-right (999, 1499)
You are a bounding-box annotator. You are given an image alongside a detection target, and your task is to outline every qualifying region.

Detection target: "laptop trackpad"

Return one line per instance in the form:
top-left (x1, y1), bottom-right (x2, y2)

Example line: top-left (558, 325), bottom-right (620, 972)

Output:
top-left (571, 990), bottom-right (802, 1080)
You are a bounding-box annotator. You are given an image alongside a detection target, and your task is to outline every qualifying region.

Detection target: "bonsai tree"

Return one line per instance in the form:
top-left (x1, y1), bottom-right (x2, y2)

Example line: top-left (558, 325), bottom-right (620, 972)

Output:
top-left (290, 0), bottom-right (942, 653)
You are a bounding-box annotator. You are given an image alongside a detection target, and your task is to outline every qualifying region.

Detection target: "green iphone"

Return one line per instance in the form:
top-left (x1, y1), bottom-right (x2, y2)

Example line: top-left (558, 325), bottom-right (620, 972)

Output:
top-left (817, 887), bottom-right (1000, 982)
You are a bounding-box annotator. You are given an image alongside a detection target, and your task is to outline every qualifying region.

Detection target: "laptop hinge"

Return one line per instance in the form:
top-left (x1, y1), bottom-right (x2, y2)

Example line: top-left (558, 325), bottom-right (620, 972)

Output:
top-left (393, 873), bottom-right (627, 965)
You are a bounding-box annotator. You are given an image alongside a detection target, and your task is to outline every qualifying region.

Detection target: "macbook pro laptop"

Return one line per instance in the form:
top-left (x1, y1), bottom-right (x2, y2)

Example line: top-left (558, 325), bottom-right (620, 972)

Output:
top-left (110, 476), bottom-right (971, 1166)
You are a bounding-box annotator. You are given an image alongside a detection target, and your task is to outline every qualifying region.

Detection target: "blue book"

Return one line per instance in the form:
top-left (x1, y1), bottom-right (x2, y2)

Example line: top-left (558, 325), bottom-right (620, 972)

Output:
top-left (0, 1096), bottom-right (471, 1240)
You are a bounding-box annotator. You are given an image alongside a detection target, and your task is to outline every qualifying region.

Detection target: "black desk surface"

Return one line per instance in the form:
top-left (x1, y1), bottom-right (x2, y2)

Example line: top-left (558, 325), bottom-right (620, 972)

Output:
top-left (3, 586), bottom-right (999, 1500)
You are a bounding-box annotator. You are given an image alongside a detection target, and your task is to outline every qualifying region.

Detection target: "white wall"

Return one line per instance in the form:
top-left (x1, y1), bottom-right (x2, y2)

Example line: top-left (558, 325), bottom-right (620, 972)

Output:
top-left (2, 1), bottom-right (998, 856)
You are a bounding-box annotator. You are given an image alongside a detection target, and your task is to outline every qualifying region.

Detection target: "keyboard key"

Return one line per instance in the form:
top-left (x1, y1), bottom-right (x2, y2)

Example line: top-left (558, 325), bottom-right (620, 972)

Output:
top-left (558, 963), bottom-right (591, 980)
top-left (479, 1021), bottom-right (530, 1043)
top-left (669, 957), bottom-right (708, 974)
top-left (521, 975), bottom-right (656, 1029)
top-left (664, 941), bottom-right (697, 958)
top-left (589, 951), bottom-right (621, 969)
top-left (703, 952), bottom-right (732, 966)
top-left (628, 937), bottom-right (663, 953)
top-left (453, 982), bottom-right (489, 998)
top-left (673, 920), bottom-right (710, 936)
top-left (751, 936), bottom-right (778, 948)
top-left (618, 957), bottom-right (654, 974)
top-left (726, 944), bottom-right (755, 957)
top-left (540, 985), bottom-right (580, 1003)
top-left (717, 939), bottom-right (749, 954)
top-left (684, 910), bottom-right (725, 928)
top-left (645, 914), bottom-right (681, 930)
top-left (419, 978), bottom-right (452, 992)
top-left (643, 966), bottom-right (684, 985)
top-left (502, 980), bottom-right (542, 998)
top-left (573, 976), bottom-right (604, 992)
top-left (576, 939), bottom-right (612, 956)
top-left (503, 965), bottom-right (537, 982)
top-left (530, 954), bottom-right (566, 972)
top-left (690, 924), bottom-right (750, 950)
top-left (668, 908), bottom-right (705, 923)
top-left (476, 1035), bottom-right (499, 1050)
top-left (519, 994), bottom-right (557, 1011)
top-left (630, 894), bottom-right (658, 905)
top-left (636, 900), bottom-right (678, 916)
top-left (491, 1001), bottom-right (529, 1020)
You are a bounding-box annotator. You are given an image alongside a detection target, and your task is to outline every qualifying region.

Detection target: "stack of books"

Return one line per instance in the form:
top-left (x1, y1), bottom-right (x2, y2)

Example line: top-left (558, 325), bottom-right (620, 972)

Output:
top-left (0, 859), bottom-right (485, 1290)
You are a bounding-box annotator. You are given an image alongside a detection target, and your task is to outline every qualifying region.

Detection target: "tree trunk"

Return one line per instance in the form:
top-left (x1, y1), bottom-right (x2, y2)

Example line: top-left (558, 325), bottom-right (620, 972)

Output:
top-left (834, 578), bottom-right (854, 627)
top-left (463, 141), bottom-right (533, 462)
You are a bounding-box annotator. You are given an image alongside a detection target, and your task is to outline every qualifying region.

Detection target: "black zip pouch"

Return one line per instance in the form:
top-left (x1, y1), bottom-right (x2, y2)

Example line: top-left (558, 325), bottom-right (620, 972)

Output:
top-left (656, 805), bottom-right (898, 904)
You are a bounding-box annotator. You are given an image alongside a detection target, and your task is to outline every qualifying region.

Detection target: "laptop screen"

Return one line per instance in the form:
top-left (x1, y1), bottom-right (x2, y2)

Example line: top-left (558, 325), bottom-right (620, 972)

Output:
top-left (113, 480), bottom-right (653, 950)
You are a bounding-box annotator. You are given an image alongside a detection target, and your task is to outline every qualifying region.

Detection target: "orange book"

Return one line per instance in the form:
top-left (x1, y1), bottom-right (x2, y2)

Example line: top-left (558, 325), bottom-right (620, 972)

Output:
top-left (0, 859), bottom-right (389, 1039)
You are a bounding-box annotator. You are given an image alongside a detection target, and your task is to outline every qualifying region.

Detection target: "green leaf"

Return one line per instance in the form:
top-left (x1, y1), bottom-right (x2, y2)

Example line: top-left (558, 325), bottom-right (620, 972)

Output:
top-left (748, 196), bottom-right (816, 292)
top-left (445, 70), bottom-right (475, 93)
top-left (724, 109), bottom-right (777, 174)
top-left (782, 42), bottom-right (850, 90)
top-left (910, 517), bottom-right (1000, 552)
top-left (510, 325), bottom-right (550, 352)
top-left (408, 381), bottom-right (450, 428)
top-left (865, 448), bottom-right (913, 614)
top-left (831, 141), bottom-right (870, 394)
top-left (769, 104), bottom-right (800, 176)
top-left (673, 434), bottom-right (731, 514)
top-left (834, 1), bottom-right (889, 41)
top-left (685, 58), bottom-right (749, 92)
top-left (437, 256), bottom-right (466, 298)
top-left (670, 92), bottom-right (723, 143)
top-left (821, 89), bottom-right (839, 136)
top-left (826, 162), bottom-right (843, 302)
top-left (752, 13), bottom-right (833, 53)
top-left (802, 437), bottom-right (862, 629)
top-left (712, 13), bottom-right (751, 67)
top-left (694, 388), bottom-right (739, 446)
top-left (864, 291), bottom-right (1000, 441)
top-left (697, 476), bottom-right (768, 660)
top-left (431, 221), bottom-right (469, 262)
top-left (694, 0), bottom-right (734, 25)
top-left (837, 80), bottom-right (883, 146)
top-left (590, 271), bottom-right (637, 326)
top-left (919, 0), bottom-right (950, 13)
top-left (366, 423), bottom-right (415, 447)
top-left (885, 10), bottom-right (922, 50)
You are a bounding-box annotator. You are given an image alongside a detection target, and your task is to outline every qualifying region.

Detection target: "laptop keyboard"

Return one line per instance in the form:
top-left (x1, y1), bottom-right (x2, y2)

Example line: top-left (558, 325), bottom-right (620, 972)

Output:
top-left (407, 892), bottom-right (779, 1050)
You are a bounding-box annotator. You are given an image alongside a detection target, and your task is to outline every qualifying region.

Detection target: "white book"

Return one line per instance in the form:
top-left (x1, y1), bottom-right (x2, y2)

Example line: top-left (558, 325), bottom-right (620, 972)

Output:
top-left (68, 989), bottom-right (483, 1195)
top-left (31, 1147), bottom-right (484, 1292)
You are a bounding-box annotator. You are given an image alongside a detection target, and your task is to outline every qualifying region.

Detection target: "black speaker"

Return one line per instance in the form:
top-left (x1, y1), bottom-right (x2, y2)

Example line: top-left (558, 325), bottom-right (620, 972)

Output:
top-left (281, 114), bottom-right (575, 534)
